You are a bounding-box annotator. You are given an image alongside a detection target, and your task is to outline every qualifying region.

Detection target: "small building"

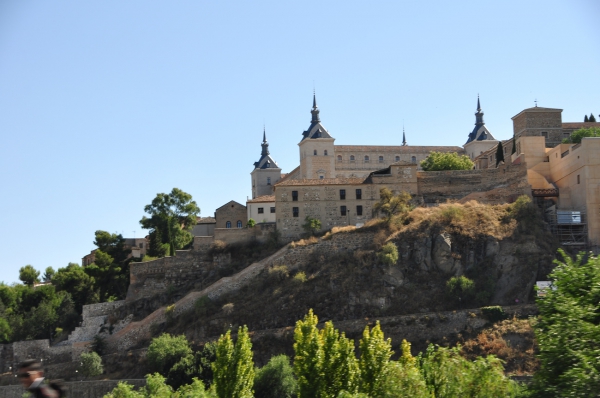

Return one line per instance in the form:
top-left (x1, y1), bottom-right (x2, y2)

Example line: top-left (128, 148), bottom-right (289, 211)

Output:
top-left (247, 195), bottom-right (276, 224)
top-left (192, 216), bottom-right (216, 236)
top-left (215, 200), bottom-right (247, 229)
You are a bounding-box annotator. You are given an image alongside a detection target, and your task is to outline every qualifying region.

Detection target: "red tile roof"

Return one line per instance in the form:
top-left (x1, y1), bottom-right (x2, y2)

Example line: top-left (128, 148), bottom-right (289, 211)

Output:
top-left (196, 217), bottom-right (216, 224)
top-left (275, 177), bottom-right (367, 187)
top-left (247, 195), bottom-right (275, 203)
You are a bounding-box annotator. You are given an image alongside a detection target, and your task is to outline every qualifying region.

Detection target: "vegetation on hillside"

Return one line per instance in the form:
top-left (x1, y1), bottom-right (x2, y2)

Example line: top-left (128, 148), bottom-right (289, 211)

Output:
top-left (420, 151), bottom-right (474, 171)
top-left (562, 126), bottom-right (600, 144)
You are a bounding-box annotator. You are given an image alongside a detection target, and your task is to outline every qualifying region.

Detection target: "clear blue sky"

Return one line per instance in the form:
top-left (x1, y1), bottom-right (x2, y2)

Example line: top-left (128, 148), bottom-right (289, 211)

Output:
top-left (1, 0), bottom-right (599, 284)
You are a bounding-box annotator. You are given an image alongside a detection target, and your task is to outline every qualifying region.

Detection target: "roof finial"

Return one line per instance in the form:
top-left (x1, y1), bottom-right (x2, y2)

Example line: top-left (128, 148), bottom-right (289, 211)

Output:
top-left (534, 98), bottom-right (538, 107)
top-left (263, 125), bottom-right (266, 143)
top-left (260, 127), bottom-right (269, 156)
top-left (402, 123), bottom-right (407, 146)
top-left (477, 94), bottom-right (481, 111)
top-left (311, 90), bottom-right (320, 123)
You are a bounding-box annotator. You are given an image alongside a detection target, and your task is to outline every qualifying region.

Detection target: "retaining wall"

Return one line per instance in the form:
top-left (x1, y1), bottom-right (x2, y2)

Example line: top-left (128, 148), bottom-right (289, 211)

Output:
top-left (0, 379), bottom-right (145, 398)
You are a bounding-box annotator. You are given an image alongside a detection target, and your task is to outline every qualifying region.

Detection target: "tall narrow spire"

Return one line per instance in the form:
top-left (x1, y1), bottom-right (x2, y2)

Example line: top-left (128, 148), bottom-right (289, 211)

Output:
top-left (474, 95), bottom-right (484, 126)
top-left (477, 95), bottom-right (481, 111)
top-left (311, 92), bottom-right (320, 123)
top-left (261, 128), bottom-right (269, 156)
top-left (402, 126), bottom-right (407, 146)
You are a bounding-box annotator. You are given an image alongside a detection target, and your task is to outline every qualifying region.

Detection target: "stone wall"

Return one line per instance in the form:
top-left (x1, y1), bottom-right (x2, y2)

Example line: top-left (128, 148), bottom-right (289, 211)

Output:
top-left (417, 162), bottom-right (530, 204)
top-left (126, 251), bottom-right (212, 301)
top-left (0, 340), bottom-right (73, 375)
top-left (215, 201), bottom-right (247, 228)
top-left (82, 301), bottom-right (126, 318)
top-left (214, 223), bottom-right (276, 244)
top-left (0, 379), bottom-right (145, 398)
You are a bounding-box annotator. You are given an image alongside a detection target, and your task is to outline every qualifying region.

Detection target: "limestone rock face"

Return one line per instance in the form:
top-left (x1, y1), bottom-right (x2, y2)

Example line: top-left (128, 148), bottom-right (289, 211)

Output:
top-left (432, 233), bottom-right (455, 274)
top-left (485, 237), bottom-right (499, 257)
top-left (412, 237), bottom-right (432, 271)
top-left (383, 266), bottom-right (405, 287)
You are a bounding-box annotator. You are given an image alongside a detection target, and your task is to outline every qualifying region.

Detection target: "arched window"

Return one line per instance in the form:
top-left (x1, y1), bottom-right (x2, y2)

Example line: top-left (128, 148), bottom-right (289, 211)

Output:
top-left (337, 155), bottom-right (342, 162)
top-left (267, 177), bottom-right (271, 185)
top-left (314, 149), bottom-right (317, 155)
top-left (378, 156), bottom-right (384, 163)
top-left (411, 156), bottom-right (416, 163)
top-left (324, 150), bottom-right (328, 156)
top-left (364, 155), bottom-right (370, 163)
top-left (237, 220), bottom-right (242, 228)
top-left (350, 155), bottom-right (355, 161)
top-left (395, 155), bottom-right (400, 162)
top-left (226, 221), bottom-right (232, 228)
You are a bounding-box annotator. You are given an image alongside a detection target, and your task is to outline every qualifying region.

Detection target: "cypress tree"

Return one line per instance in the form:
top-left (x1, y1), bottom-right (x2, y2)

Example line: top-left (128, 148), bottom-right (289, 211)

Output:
top-left (511, 136), bottom-right (516, 155)
top-left (584, 115), bottom-right (589, 122)
top-left (495, 143), bottom-right (504, 167)
top-left (589, 113), bottom-right (597, 122)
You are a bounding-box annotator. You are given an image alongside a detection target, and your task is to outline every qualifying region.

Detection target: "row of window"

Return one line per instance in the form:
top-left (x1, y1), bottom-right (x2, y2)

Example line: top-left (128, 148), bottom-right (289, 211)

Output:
top-left (257, 207), bottom-right (276, 214)
top-left (291, 206), bottom-right (363, 217)
top-left (225, 221), bottom-right (243, 228)
top-left (292, 189), bottom-right (362, 201)
top-left (310, 151), bottom-right (417, 164)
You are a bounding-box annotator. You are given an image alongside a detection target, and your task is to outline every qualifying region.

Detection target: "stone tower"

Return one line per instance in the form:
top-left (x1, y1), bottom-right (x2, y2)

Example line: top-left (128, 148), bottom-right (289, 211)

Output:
top-left (298, 94), bottom-right (335, 179)
top-left (463, 96), bottom-right (498, 159)
top-left (511, 105), bottom-right (563, 148)
top-left (251, 129), bottom-right (281, 198)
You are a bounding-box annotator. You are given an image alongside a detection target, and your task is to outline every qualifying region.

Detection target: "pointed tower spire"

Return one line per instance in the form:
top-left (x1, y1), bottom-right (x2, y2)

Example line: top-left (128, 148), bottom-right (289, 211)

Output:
top-left (477, 94), bottom-right (481, 111)
top-left (402, 126), bottom-right (407, 146)
top-left (474, 95), bottom-right (484, 126)
top-left (261, 127), bottom-right (269, 156)
top-left (311, 91), bottom-right (320, 123)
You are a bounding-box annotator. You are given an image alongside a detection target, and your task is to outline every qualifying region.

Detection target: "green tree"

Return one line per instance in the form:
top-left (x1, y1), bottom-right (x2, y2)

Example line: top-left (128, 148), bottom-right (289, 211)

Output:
top-left (495, 142), bottom-right (504, 166)
top-left (140, 188), bottom-right (200, 257)
top-left (81, 351), bottom-right (104, 377)
top-left (420, 151), bottom-right (473, 171)
top-left (511, 136), bottom-right (516, 154)
top-left (531, 250), bottom-right (600, 396)
top-left (358, 321), bottom-right (393, 397)
top-left (53, 263), bottom-right (97, 311)
top-left (377, 242), bottom-right (399, 266)
top-left (376, 340), bottom-right (428, 398)
top-left (302, 216), bottom-right (322, 236)
top-left (147, 333), bottom-right (193, 376)
top-left (212, 326), bottom-right (254, 398)
top-left (584, 114), bottom-right (589, 122)
top-left (253, 355), bottom-right (297, 398)
top-left (42, 267), bottom-right (55, 283)
top-left (445, 275), bottom-right (475, 304)
top-left (320, 322), bottom-right (359, 397)
top-left (293, 309), bottom-right (323, 398)
top-left (590, 113), bottom-right (597, 122)
top-left (247, 218), bottom-right (256, 228)
top-left (0, 317), bottom-right (12, 343)
top-left (373, 188), bottom-right (412, 222)
top-left (19, 265), bottom-right (40, 286)
top-left (563, 127), bottom-right (600, 144)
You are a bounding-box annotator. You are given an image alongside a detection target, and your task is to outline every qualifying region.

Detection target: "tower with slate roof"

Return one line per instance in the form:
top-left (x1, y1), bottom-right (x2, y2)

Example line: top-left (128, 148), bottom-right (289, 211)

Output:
top-left (250, 129), bottom-right (281, 198)
top-left (463, 96), bottom-right (499, 160)
top-left (298, 94), bottom-right (336, 179)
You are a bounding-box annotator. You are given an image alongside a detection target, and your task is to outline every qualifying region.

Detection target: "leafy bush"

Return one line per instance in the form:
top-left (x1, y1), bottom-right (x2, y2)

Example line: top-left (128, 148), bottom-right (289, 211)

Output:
top-left (80, 351), bottom-right (103, 377)
top-left (446, 276), bottom-right (475, 304)
top-left (378, 242), bottom-right (399, 266)
top-left (480, 306), bottom-right (507, 323)
top-left (253, 355), bottom-right (297, 398)
top-left (373, 188), bottom-right (412, 222)
top-left (247, 218), bottom-right (256, 228)
top-left (562, 126), bottom-right (600, 144)
top-left (293, 271), bottom-right (307, 283)
top-left (268, 265), bottom-right (289, 281)
top-left (420, 151), bottom-right (474, 171)
top-left (302, 216), bottom-right (322, 236)
top-left (147, 333), bottom-right (193, 375)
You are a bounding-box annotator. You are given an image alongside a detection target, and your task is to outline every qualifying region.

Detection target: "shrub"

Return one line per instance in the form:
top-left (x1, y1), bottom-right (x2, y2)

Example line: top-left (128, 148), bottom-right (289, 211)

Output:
top-left (194, 296), bottom-right (212, 317)
top-left (439, 205), bottom-right (465, 223)
top-left (302, 216), bottom-right (322, 236)
top-left (80, 351), bottom-right (103, 377)
top-left (247, 218), bottom-right (256, 228)
top-left (420, 151), bottom-right (474, 171)
top-left (446, 276), bottom-right (475, 304)
top-left (378, 242), bottom-right (399, 266)
top-left (222, 303), bottom-right (234, 315)
top-left (253, 355), bottom-right (297, 398)
top-left (293, 271), bottom-right (307, 283)
top-left (480, 306), bottom-right (507, 323)
top-left (268, 265), bottom-right (289, 281)
top-left (373, 188), bottom-right (412, 222)
top-left (91, 335), bottom-right (106, 355)
top-left (165, 304), bottom-right (176, 323)
top-left (147, 333), bottom-right (193, 375)
top-left (562, 126), bottom-right (600, 144)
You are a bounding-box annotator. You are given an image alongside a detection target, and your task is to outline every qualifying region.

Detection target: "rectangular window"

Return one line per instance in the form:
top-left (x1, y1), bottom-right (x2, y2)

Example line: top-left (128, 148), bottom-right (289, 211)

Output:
top-left (258, 207), bottom-right (264, 214)
top-left (379, 156), bottom-right (384, 163)
top-left (341, 205), bottom-right (347, 216)
top-left (292, 191), bottom-right (298, 201)
top-left (340, 189), bottom-right (346, 200)
top-left (541, 132), bottom-right (548, 138)
top-left (355, 189), bottom-right (362, 200)
top-left (139, 243), bottom-right (144, 248)
top-left (356, 205), bottom-right (363, 216)
top-left (293, 207), bottom-right (299, 217)
top-left (577, 175), bottom-right (580, 184)
top-left (267, 177), bottom-right (271, 185)
top-left (270, 207), bottom-right (275, 213)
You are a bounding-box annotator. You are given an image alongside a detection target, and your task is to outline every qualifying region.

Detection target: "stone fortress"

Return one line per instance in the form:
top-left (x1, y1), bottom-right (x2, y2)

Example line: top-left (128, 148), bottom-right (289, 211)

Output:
top-left (1, 94), bottom-right (598, 386)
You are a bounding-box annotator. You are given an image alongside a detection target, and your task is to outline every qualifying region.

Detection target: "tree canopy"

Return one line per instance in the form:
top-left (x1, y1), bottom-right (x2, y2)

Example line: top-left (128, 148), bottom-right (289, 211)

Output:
top-left (373, 188), bottom-right (412, 222)
top-left (531, 250), bottom-right (600, 396)
top-left (19, 265), bottom-right (40, 286)
top-left (140, 188), bottom-right (200, 257)
top-left (563, 126), bottom-right (600, 144)
top-left (420, 151), bottom-right (473, 171)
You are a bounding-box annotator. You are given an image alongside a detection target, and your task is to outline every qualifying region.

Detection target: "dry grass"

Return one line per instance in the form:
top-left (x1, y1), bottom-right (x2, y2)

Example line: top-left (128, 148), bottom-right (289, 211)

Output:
top-left (394, 201), bottom-right (517, 240)
top-left (290, 236), bottom-right (319, 248)
top-left (222, 303), bottom-right (234, 315)
top-left (323, 225), bottom-right (357, 240)
top-left (461, 317), bottom-right (539, 375)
